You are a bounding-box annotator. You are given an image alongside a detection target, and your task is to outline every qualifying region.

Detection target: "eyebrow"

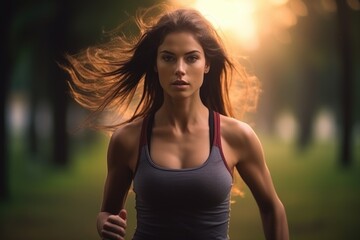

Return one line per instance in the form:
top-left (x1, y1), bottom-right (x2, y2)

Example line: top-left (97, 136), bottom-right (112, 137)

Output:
top-left (159, 50), bottom-right (201, 55)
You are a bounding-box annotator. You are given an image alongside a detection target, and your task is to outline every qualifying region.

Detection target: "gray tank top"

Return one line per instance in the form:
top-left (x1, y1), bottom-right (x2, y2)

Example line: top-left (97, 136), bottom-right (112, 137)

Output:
top-left (133, 111), bottom-right (233, 240)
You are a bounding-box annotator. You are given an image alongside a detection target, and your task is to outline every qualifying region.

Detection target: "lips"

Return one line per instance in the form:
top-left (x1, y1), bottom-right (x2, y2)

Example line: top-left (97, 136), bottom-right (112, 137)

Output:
top-left (172, 80), bottom-right (189, 85)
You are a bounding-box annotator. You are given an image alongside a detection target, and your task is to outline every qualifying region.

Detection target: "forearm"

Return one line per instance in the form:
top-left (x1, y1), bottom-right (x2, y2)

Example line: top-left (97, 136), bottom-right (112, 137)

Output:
top-left (260, 202), bottom-right (289, 240)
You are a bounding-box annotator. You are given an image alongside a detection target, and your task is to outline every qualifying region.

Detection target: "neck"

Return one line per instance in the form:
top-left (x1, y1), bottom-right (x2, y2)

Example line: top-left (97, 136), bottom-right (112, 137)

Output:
top-left (156, 96), bottom-right (208, 131)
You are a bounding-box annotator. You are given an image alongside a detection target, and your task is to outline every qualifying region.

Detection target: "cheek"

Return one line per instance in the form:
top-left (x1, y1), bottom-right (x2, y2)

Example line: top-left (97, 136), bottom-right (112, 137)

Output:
top-left (157, 63), bottom-right (173, 78)
top-left (191, 65), bottom-right (207, 77)
top-left (157, 67), bottom-right (171, 79)
top-left (157, 68), bottom-right (172, 88)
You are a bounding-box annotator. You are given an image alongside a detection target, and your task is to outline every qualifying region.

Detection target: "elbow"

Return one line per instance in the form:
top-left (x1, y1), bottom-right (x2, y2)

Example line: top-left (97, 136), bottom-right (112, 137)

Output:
top-left (259, 200), bottom-right (289, 240)
top-left (274, 200), bottom-right (286, 216)
top-left (260, 198), bottom-right (285, 215)
top-left (259, 198), bottom-right (288, 224)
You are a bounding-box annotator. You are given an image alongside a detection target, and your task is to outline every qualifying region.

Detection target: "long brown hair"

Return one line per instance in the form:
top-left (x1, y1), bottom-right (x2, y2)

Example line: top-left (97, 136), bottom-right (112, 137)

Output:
top-left (63, 4), bottom-right (259, 131)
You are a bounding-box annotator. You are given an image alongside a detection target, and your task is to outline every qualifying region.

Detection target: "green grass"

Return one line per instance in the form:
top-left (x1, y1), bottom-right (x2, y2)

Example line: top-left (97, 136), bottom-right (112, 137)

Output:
top-left (0, 135), bottom-right (359, 240)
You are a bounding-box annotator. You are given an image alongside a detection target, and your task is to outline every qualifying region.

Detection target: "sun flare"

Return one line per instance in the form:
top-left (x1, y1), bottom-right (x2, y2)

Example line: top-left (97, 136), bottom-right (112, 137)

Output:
top-left (170, 0), bottom-right (260, 51)
top-left (169, 0), bottom-right (302, 51)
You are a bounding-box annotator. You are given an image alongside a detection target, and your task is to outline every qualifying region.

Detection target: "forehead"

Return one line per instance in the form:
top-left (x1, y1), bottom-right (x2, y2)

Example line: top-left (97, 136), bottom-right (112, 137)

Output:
top-left (157, 31), bottom-right (204, 54)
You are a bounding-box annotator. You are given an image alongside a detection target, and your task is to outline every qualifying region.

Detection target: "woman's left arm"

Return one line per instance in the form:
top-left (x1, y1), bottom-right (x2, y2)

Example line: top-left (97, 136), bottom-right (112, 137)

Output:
top-left (235, 124), bottom-right (289, 240)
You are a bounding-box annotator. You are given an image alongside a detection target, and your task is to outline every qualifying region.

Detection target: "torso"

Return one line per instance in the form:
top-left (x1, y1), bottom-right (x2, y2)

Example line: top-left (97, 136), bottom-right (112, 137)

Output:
top-left (132, 110), bottom-right (233, 239)
top-left (121, 112), bottom-right (250, 175)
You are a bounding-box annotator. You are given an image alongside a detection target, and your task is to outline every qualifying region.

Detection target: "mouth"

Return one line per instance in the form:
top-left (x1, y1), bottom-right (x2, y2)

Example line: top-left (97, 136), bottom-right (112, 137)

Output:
top-left (172, 80), bottom-right (189, 86)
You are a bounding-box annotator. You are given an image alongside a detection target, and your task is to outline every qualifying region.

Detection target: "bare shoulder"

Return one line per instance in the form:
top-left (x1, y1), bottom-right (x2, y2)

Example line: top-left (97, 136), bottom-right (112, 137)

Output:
top-left (220, 115), bottom-right (258, 145)
top-left (110, 119), bottom-right (143, 149)
top-left (107, 118), bottom-right (143, 171)
top-left (219, 115), bottom-right (263, 165)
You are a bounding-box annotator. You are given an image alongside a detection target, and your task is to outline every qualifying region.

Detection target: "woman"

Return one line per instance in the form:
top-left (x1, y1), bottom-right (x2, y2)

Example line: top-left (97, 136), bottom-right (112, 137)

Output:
top-left (64, 5), bottom-right (289, 240)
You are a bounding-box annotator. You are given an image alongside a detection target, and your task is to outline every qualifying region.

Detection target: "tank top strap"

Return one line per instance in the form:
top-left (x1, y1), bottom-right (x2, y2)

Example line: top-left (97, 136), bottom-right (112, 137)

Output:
top-left (212, 111), bottom-right (232, 176)
top-left (134, 115), bottom-right (149, 176)
top-left (135, 114), bottom-right (153, 176)
top-left (139, 116), bottom-right (149, 147)
top-left (213, 111), bottom-right (221, 147)
top-left (209, 109), bottom-right (214, 147)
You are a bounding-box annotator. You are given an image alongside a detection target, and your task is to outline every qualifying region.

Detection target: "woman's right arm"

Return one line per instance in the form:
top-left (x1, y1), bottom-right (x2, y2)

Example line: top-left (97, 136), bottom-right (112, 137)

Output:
top-left (97, 124), bottom-right (139, 240)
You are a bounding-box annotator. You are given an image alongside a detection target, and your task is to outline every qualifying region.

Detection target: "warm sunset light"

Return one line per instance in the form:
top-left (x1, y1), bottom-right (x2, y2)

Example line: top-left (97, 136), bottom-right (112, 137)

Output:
top-left (192, 0), bottom-right (259, 51)
top-left (269, 0), bottom-right (289, 6)
top-left (169, 0), bottom-right (259, 51)
top-left (169, 0), bottom-right (306, 51)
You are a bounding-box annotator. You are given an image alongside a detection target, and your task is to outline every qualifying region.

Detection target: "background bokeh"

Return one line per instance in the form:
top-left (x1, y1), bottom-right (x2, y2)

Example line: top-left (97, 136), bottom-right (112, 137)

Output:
top-left (1, 0), bottom-right (359, 239)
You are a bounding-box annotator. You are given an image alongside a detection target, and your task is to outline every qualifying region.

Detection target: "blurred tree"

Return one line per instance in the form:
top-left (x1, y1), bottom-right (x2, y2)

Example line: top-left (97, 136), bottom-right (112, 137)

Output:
top-left (11, 0), bottom-right (66, 165)
top-left (252, 0), bottom-right (359, 164)
top-left (254, 0), bottom-right (337, 142)
top-left (0, 1), bottom-right (13, 200)
top-left (48, 0), bottom-right (71, 166)
top-left (7, 0), bottom-right (160, 167)
top-left (289, 0), bottom-right (357, 164)
top-left (335, 0), bottom-right (354, 167)
top-left (2, 0), bottom-right (160, 200)
top-left (290, 2), bottom-right (332, 149)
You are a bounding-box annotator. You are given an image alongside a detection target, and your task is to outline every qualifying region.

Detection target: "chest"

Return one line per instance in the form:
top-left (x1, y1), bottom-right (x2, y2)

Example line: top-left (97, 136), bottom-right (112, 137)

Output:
top-left (149, 127), bottom-right (211, 169)
top-left (134, 146), bottom-right (233, 210)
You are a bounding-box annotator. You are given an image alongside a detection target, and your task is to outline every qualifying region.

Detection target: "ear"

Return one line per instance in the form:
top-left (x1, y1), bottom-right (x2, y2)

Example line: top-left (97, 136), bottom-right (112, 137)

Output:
top-left (204, 64), bottom-right (210, 74)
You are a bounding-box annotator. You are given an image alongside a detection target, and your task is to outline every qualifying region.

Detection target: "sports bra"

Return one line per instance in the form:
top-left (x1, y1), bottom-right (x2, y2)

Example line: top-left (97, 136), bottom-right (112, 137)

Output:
top-left (132, 110), bottom-right (233, 240)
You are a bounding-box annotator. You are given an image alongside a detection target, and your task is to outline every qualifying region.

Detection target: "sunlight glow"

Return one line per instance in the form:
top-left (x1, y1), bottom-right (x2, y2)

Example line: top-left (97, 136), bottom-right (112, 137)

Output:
top-left (274, 6), bottom-right (297, 28)
top-left (289, 0), bottom-right (308, 16)
top-left (195, 0), bottom-right (259, 50)
top-left (269, 0), bottom-right (289, 6)
top-left (169, 0), bottom-right (260, 51)
top-left (169, 0), bottom-right (303, 51)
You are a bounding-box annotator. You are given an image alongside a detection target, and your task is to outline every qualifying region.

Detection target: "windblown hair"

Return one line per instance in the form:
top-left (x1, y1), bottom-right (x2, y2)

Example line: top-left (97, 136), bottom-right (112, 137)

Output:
top-left (63, 4), bottom-right (260, 131)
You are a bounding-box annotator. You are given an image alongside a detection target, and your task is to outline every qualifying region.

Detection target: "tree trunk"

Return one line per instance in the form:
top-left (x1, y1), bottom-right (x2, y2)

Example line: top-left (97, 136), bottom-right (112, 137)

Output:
top-left (335, 0), bottom-right (354, 167)
top-left (48, 0), bottom-right (70, 167)
top-left (0, 1), bottom-right (13, 200)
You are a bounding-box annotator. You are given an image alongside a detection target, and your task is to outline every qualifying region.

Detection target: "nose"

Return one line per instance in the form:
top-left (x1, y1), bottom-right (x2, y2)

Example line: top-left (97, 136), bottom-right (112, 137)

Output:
top-left (175, 59), bottom-right (185, 77)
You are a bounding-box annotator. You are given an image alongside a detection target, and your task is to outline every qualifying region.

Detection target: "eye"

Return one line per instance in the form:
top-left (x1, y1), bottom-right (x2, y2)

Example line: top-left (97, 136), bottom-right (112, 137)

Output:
top-left (186, 55), bottom-right (199, 63)
top-left (161, 54), bottom-right (175, 62)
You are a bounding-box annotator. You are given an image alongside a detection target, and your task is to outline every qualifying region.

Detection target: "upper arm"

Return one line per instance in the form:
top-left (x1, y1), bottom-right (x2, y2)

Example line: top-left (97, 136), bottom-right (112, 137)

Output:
top-left (100, 123), bottom-right (140, 214)
top-left (233, 123), bottom-right (281, 212)
top-left (222, 117), bottom-right (288, 238)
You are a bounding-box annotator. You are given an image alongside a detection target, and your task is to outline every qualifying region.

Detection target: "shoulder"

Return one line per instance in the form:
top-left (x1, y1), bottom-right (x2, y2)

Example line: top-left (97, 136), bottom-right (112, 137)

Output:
top-left (110, 118), bottom-right (143, 148)
top-left (107, 118), bottom-right (144, 170)
top-left (219, 114), bottom-right (263, 163)
top-left (220, 115), bottom-right (258, 145)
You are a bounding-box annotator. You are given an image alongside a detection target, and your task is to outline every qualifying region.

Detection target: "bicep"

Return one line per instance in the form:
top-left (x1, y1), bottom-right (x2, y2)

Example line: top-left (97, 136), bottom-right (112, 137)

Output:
top-left (100, 130), bottom-right (135, 214)
top-left (236, 129), bottom-right (279, 211)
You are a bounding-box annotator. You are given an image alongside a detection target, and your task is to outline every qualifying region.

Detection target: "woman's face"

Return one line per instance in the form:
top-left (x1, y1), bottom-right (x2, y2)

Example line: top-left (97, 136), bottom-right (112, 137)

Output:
top-left (156, 31), bottom-right (209, 100)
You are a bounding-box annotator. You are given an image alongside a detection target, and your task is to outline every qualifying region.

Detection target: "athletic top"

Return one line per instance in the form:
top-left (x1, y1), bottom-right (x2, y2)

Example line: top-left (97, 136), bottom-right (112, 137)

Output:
top-left (132, 111), bottom-right (233, 240)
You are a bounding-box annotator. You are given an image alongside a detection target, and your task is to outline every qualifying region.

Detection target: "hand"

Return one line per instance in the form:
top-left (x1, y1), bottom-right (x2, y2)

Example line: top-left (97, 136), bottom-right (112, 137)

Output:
top-left (101, 209), bottom-right (127, 240)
